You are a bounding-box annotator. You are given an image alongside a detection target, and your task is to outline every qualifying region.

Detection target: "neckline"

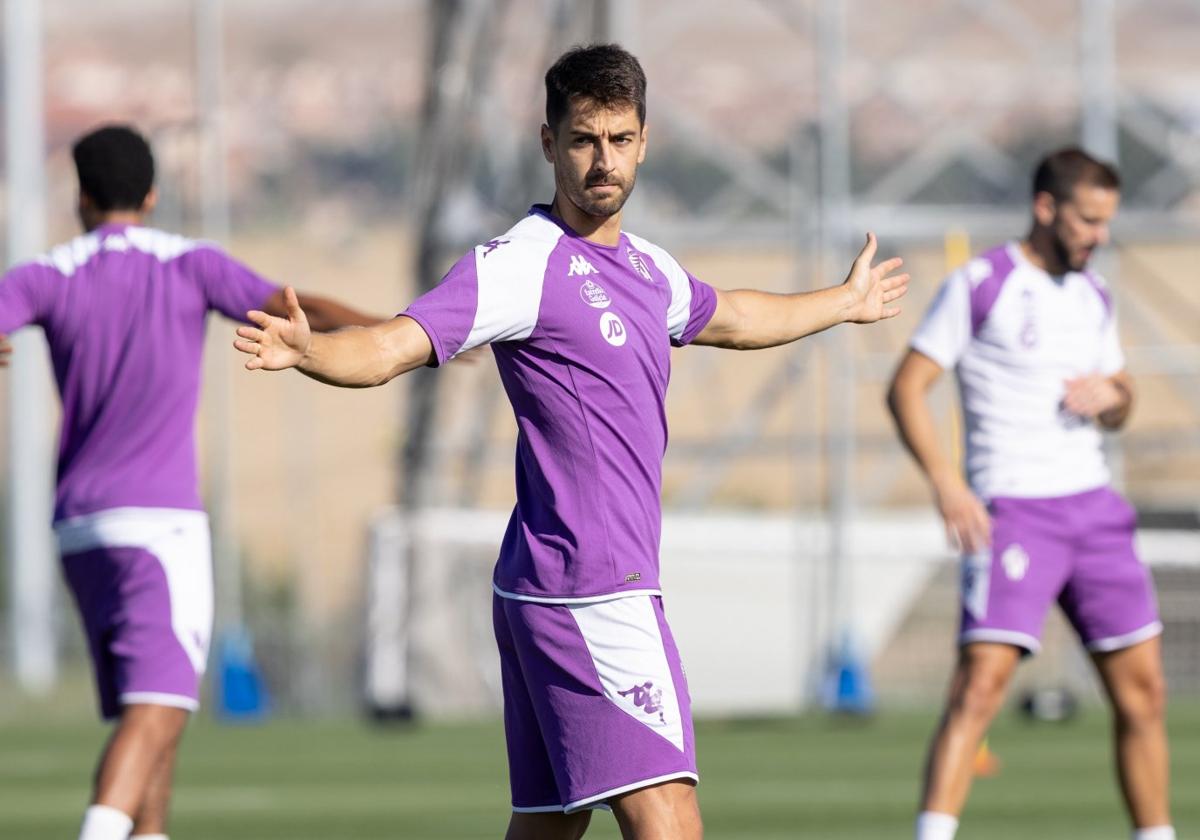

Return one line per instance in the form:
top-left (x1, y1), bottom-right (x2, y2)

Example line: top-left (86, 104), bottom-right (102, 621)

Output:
top-left (1008, 240), bottom-right (1073, 286)
top-left (529, 204), bottom-right (624, 252)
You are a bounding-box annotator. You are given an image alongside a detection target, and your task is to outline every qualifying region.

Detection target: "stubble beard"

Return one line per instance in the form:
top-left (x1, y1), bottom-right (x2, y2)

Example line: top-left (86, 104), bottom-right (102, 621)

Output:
top-left (566, 171), bottom-right (636, 220)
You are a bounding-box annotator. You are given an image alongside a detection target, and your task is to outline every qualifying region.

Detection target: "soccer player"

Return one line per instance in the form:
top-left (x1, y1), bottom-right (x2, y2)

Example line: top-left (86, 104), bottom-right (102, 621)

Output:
top-left (235, 44), bottom-right (908, 839)
top-left (0, 125), bottom-right (380, 840)
top-left (887, 148), bottom-right (1172, 840)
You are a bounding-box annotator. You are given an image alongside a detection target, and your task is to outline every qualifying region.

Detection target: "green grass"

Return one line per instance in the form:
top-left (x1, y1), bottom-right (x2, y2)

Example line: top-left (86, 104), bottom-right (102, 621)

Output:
top-left (2, 703), bottom-right (1197, 839)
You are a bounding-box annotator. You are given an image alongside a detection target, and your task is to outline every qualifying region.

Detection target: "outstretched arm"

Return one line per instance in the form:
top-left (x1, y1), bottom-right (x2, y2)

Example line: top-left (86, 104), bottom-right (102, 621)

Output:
top-left (234, 287), bottom-right (434, 388)
top-left (692, 232), bottom-right (909, 350)
top-left (261, 289), bottom-right (383, 332)
top-left (887, 349), bottom-right (990, 553)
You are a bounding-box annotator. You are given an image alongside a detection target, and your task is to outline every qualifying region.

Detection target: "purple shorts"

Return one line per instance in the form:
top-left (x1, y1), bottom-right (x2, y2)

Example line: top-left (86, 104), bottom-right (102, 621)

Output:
top-left (57, 508), bottom-right (213, 720)
top-left (493, 593), bottom-right (698, 813)
top-left (960, 486), bottom-right (1161, 655)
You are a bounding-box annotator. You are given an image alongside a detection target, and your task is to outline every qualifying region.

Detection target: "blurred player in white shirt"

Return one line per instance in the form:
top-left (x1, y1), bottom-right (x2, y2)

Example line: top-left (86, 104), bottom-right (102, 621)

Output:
top-left (888, 148), bottom-right (1173, 840)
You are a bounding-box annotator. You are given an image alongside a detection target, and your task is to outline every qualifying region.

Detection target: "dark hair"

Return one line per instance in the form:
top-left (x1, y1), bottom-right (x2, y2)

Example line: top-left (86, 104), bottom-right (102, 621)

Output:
top-left (72, 125), bottom-right (155, 211)
top-left (1032, 147), bottom-right (1120, 201)
top-left (545, 43), bottom-right (647, 131)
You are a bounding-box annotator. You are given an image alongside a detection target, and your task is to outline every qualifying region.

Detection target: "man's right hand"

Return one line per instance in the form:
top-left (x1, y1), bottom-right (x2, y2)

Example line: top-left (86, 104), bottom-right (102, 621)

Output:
top-left (934, 475), bottom-right (991, 554)
top-left (0, 334), bottom-right (11, 368)
top-left (234, 286), bottom-right (312, 371)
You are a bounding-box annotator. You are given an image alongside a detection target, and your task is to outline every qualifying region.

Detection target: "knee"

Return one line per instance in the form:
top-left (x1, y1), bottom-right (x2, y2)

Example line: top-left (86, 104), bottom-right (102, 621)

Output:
top-left (951, 668), bottom-right (1010, 723)
top-left (119, 705), bottom-right (190, 749)
top-left (1116, 672), bottom-right (1168, 728)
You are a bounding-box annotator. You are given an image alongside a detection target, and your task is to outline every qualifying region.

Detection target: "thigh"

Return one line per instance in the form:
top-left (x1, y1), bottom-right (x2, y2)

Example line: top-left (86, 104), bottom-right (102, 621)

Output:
top-left (959, 498), bottom-right (1071, 655)
top-left (1062, 489), bottom-right (1162, 653)
top-left (505, 595), bottom-right (698, 814)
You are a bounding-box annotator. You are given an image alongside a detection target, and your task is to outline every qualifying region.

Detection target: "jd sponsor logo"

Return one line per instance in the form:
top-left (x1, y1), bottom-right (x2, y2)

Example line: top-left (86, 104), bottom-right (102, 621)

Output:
top-left (1001, 544), bottom-right (1030, 581)
top-left (579, 278), bottom-right (612, 309)
top-left (567, 254), bottom-right (599, 276)
top-left (618, 681), bottom-right (666, 724)
top-left (600, 311), bottom-right (627, 346)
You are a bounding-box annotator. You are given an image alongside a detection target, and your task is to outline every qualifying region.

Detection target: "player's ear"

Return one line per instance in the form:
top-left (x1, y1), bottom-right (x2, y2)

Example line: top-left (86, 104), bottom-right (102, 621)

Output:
top-left (637, 123), bottom-right (648, 165)
top-left (1032, 191), bottom-right (1056, 227)
top-left (141, 187), bottom-right (159, 215)
top-left (540, 124), bottom-right (556, 164)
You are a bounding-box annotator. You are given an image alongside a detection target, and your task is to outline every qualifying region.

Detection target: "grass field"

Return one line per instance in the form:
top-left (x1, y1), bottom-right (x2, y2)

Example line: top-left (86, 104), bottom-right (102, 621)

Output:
top-left (2, 703), bottom-right (1197, 839)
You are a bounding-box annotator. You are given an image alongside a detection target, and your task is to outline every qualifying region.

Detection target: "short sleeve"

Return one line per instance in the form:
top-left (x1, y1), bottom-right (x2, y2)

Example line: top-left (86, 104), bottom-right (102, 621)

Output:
top-left (910, 270), bottom-right (971, 370)
top-left (669, 272), bottom-right (718, 347)
top-left (1097, 310), bottom-right (1125, 376)
top-left (403, 240), bottom-right (549, 366)
top-left (191, 246), bottom-right (279, 323)
top-left (0, 262), bottom-right (55, 333)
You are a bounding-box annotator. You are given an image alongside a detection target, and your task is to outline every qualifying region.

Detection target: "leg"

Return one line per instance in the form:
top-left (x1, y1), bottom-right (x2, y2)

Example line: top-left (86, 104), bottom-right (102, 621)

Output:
top-left (919, 643), bottom-right (1021, 816)
top-left (505, 810), bottom-right (592, 840)
top-left (610, 780), bottom-right (702, 840)
top-left (93, 704), bottom-right (190, 820)
top-left (130, 725), bottom-right (184, 836)
top-left (1092, 636), bottom-right (1170, 830)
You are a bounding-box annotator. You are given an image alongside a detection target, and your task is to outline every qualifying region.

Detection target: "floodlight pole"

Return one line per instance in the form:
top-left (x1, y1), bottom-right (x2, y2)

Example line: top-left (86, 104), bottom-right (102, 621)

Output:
top-left (194, 0), bottom-right (241, 632)
top-left (4, 0), bottom-right (57, 695)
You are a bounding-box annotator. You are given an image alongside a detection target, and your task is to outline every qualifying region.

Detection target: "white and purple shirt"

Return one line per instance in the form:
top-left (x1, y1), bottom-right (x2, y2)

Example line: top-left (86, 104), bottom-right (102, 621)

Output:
top-left (909, 241), bottom-right (1124, 501)
top-left (0, 223), bottom-right (279, 521)
top-left (404, 205), bottom-right (718, 602)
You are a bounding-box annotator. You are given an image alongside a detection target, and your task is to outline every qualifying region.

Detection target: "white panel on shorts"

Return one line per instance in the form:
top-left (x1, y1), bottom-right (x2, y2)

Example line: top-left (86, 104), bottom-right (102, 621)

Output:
top-left (460, 214), bottom-right (562, 356)
top-left (961, 549), bottom-right (991, 620)
top-left (55, 507), bottom-right (214, 675)
top-left (626, 232), bottom-right (692, 342)
top-left (568, 596), bottom-right (685, 753)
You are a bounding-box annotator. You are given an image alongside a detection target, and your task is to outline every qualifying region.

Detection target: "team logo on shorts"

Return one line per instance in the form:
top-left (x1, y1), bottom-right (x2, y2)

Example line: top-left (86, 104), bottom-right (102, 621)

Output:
top-left (618, 681), bottom-right (666, 723)
top-left (579, 278), bottom-right (612, 309)
top-left (600, 311), bottom-right (627, 346)
top-left (627, 249), bottom-right (653, 281)
top-left (1001, 543), bottom-right (1030, 581)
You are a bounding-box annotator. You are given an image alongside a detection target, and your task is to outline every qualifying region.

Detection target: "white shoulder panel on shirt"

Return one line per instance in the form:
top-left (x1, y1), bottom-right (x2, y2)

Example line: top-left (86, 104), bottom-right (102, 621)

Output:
top-left (625, 231), bottom-right (691, 339)
top-left (36, 227), bottom-right (199, 278)
top-left (462, 213), bottom-right (564, 352)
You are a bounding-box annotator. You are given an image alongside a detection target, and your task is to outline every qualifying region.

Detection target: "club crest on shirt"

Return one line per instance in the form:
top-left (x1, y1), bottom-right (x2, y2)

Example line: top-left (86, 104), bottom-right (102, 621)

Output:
top-left (1001, 544), bottom-right (1030, 581)
top-left (627, 249), bottom-right (653, 281)
top-left (600, 311), bottom-right (627, 347)
top-left (579, 278), bottom-right (612, 309)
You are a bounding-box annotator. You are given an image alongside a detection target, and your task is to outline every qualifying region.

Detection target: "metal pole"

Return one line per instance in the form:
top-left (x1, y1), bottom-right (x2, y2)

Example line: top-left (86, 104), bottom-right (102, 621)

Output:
top-left (194, 0), bottom-right (240, 631)
top-left (1079, 0), bottom-right (1118, 162)
top-left (816, 0), bottom-right (863, 710)
top-left (4, 0), bottom-right (57, 694)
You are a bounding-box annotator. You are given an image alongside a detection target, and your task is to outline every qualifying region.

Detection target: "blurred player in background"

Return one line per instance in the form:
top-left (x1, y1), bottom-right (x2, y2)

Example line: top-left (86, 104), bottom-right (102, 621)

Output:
top-left (0, 125), bottom-right (380, 840)
top-left (888, 148), bottom-right (1172, 840)
top-left (234, 44), bottom-right (908, 840)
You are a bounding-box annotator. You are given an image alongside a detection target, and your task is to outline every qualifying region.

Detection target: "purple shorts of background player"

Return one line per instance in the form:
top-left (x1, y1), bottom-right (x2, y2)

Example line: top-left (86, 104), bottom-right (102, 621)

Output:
top-left (960, 485), bottom-right (1161, 655)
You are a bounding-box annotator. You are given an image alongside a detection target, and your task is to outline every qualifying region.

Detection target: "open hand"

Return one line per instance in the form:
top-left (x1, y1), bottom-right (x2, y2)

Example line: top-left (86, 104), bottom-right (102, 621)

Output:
top-left (0, 334), bottom-right (11, 368)
top-left (233, 286), bottom-right (312, 371)
top-left (843, 232), bottom-right (909, 324)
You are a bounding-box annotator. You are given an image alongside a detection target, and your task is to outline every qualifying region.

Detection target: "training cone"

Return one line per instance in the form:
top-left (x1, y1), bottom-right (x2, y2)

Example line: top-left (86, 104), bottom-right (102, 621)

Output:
top-left (973, 739), bottom-right (1002, 777)
top-left (822, 636), bottom-right (875, 715)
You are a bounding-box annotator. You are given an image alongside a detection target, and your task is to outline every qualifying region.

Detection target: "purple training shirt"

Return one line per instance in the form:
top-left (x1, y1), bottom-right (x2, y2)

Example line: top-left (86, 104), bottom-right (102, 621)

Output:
top-left (0, 223), bottom-right (278, 521)
top-left (404, 205), bottom-right (718, 602)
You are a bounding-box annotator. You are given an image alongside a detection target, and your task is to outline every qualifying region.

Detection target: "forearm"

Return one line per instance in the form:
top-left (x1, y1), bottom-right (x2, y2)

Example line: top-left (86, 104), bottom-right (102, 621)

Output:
top-left (298, 319), bottom-right (427, 388)
top-left (698, 285), bottom-right (856, 350)
top-left (887, 384), bottom-right (960, 494)
top-left (1098, 375), bottom-right (1134, 430)
top-left (296, 294), bottom-right (383, 332)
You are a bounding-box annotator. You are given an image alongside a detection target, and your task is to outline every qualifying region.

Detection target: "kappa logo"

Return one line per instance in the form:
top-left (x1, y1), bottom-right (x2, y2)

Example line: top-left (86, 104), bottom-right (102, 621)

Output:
top-left (579, 278), bottom-right (612, 309)
top-left (600, 311), bottom-right (627, 346)
top-left (1001, 544), bottom-right (1030, 581)
top-left (567, 254), bottom-right (599, 277)
top-left (481, 238), bottom-right (509, 257)
top-left (618, 681), bottom-right (666, 724)
top-left (627, 249), bottom-right (653, 281)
